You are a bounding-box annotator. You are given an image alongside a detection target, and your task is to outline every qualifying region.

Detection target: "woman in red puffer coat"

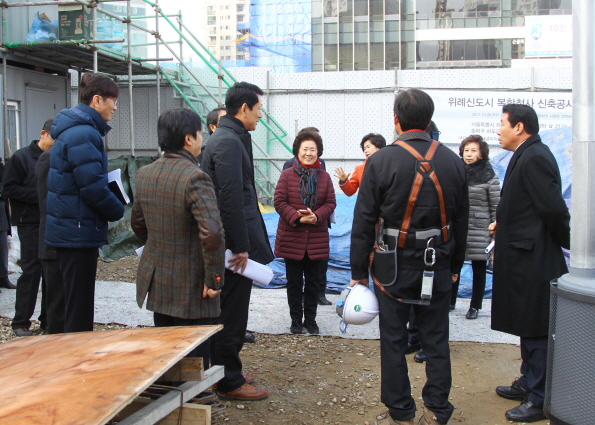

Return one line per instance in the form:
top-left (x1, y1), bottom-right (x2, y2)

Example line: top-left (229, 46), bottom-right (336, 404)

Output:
top-left (274, 130), bottom-right (336, 336)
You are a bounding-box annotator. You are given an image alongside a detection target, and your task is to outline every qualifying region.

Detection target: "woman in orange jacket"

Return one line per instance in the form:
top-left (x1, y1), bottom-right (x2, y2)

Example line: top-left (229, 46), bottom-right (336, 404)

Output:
top-left (334, 133), bottom-right (386, 196)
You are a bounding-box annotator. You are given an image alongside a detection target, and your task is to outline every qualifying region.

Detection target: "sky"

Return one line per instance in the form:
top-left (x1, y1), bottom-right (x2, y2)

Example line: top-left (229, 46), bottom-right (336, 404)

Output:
top-left (139, 0), bottom-right (208, 64)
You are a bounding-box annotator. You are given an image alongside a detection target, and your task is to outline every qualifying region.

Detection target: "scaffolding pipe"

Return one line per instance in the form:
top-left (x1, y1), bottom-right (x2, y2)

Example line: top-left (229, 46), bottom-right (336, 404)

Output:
top-left (218, 60), bottom-right (223, 106)
top-left (92, 4), bottom-right (98, 72)
top-left (127, 0), bottom-right (134, 156)
top-left (155, 34), bottom-right (219, 104)
top-left (155, 0), bottom-right (160, 156)
top-left (2, 3), bottom-right (7, 159)
top-left (6, 0), bottom-right (127, 6)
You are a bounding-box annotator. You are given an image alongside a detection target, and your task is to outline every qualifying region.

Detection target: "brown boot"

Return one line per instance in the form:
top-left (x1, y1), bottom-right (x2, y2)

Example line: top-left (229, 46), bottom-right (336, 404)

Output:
top-left (417, 408), bottom-right (443, 425)
top-left (375, 411), bottom-right (414, 425)
top-left (217, 383), bottom-right (269, 401)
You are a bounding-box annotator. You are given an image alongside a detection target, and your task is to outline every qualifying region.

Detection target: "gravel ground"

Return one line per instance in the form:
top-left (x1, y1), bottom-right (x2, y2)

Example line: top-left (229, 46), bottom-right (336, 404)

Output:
top-left (0, 256), bottom-right (549, 425)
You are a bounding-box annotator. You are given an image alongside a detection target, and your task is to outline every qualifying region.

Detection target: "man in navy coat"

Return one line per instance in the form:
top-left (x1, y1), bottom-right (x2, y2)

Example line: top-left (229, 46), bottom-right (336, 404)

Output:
top-left (46, 73), bottom-right (124, 333)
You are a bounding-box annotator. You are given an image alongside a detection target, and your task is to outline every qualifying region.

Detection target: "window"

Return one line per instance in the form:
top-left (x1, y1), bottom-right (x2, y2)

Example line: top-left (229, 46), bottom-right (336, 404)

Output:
top-left (208, 16), bottom-right (216, 25)
top-left (225, 35), bottom-right (231, 40)
top-left (237, 5), bottom-right (244, 12)
top-left (210, 27), bottom-right (216, 34)
top-left (225, 45), bottom-right (231, 50)
top-left (209, 36), bottom-right (216, 42)
top-left (207, 6), bottom-right (215, 15)
top-left (237, 14), bottom-right (244, 22)
top-left (225, 26), bottom-right (229, 29)
top-left (6, 101), bottom-right (20, 153)
top-left (225, 56), bottom-right (231, 60)
top-left (220, 36), bottom-right (224, 40)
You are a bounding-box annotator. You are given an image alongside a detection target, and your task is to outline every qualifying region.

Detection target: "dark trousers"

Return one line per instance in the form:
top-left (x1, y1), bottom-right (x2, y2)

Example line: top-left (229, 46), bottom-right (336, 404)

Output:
top-left (154, 312), bottom-right (212, 370)
top-left (56, 247), bottom-right (98, 333)
top-left (285, 253), bottom-right (322, 323)
top-left (211, 269), bottom-right (252, 393)
top-left (12, 224), bottom-right (46, 329)
top-left (0, 230), bottom-right (8, 279)
top-left (42, 259), bottom-right (65, 334)
top-left (450, 260), bottom-right (487, 309)
top-left (377, 268), bottom-right (454, 424)
top-left (407, 307), bottom-right (419, 346)
top-left (518, 336), bottom-right (548, 407)
top-left (318, 259), bottom-right (328, 296)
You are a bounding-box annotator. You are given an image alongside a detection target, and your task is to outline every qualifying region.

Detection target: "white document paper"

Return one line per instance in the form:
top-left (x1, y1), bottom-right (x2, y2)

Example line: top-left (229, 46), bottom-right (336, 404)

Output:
top-left (107, 168), bottom-right (131, 205)
top-left (135, 245), bottom-right (144, 258)
top-left (485, 240), bottom-right (495, 253)
top-left (224, 249), bottom-right (274, 286)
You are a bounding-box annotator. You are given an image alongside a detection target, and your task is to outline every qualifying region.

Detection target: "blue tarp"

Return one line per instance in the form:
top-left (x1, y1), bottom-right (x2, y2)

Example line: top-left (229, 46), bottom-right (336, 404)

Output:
top-left (258, 127), bottom-right (572, 299)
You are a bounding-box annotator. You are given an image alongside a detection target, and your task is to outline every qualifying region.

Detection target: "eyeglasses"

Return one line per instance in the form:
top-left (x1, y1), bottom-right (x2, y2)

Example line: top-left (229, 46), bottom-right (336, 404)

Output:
top-left (101, 96), bottom-right (118, 105)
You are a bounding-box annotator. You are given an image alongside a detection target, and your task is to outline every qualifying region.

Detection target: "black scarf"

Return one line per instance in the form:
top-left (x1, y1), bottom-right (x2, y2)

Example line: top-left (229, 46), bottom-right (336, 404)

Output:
top-left (465, 158), bottom-right (496, 186)
top-left (292, 158), bottom-right (319, 210)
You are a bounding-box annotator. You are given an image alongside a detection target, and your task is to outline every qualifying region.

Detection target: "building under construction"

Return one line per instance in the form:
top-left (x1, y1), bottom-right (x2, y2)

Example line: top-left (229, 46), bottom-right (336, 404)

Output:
top-left (0, 0), bottom-right (290, 202)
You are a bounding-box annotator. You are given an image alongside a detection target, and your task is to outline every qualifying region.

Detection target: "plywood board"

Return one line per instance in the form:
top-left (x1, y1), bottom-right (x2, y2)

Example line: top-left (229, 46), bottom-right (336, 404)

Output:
top-left (0, 326), bottom-right (222, 425)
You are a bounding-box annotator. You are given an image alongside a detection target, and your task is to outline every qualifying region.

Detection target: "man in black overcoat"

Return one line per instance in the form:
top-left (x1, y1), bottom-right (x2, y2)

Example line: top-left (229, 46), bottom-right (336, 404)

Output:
top-left (490, 104), bottom-right (570, 423)
top-left (201, 82), bottom-right (274, 401)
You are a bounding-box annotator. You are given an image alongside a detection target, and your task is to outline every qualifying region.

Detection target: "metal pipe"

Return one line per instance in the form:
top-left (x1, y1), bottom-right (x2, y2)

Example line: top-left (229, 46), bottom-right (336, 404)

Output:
top-left (6, 0), bottom-right (127, 6)
top-left (127, 0), bottom-right (134, 157)
top-left (131, 41), bottom-right (182, 47)
top-left (218, 59), bottom-right (223, 106)
top-left (155, 34), bottom-right (219, 104)
top-left (155, 0), bottom-right (161, 156)
top-left (92, 4), bottom-right (98, 72)
top-left (2, 3), bottom-right (7, 159)
top-left (558, 0), bottom-right (595, 288)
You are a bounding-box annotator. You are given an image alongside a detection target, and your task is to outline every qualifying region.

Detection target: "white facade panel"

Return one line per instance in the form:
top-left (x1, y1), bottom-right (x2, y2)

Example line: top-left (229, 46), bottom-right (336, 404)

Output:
top-left (416, 27), bottom-right (526, 41)
top-left (271, 73), bottom-right (290, 90)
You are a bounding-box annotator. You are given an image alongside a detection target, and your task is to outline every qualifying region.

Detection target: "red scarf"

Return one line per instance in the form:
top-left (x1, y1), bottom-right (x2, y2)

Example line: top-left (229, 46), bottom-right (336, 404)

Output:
top-left (294, 158), bottom-right (321, 169)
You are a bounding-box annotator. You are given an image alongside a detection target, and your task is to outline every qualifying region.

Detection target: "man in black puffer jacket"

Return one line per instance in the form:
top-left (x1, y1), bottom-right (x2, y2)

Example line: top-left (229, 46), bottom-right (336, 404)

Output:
top-left (2, 118), bottom-right (54, 337)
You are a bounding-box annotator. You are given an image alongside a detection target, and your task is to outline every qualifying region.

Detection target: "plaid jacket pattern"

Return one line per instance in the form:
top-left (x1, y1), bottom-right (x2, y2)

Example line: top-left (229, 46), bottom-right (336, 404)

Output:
top-left (132, 150), bottom-right (225, 319)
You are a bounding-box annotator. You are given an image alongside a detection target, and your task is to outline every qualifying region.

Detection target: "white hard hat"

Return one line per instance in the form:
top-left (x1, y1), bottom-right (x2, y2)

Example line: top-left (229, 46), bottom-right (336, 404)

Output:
top-left (336, 284), bottom-right (379, 325)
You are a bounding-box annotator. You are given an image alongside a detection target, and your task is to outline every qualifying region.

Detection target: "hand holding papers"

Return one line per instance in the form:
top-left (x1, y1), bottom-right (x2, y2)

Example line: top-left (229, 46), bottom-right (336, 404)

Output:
top-left (225, 249), bottom-right (274, 286)
top-left (108, 168), bottom-right (131, 205)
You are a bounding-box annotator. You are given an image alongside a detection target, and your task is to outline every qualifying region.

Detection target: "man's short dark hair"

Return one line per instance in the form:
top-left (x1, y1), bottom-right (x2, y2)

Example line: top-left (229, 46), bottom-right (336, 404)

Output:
top-left (292, 129), bottom-right (323, 158)
top-left (393, 89), bottom-right (434, 132)
top-left (78, 72), bottom-right (119, 105)
top-left (360, 133), bottom-right (386, 151)
top-left (225, 82), bottom-right (264, 116)
top-left (207, 107), bottom-right (226, 135)
top-left (157, 108), bottom-right (202, 152)
top-left (502, 104), bottom-right (539, 136)
top-left (42, 118), bottom-right (53, 133)
top-left (459, 134), bottom-right (490, 160)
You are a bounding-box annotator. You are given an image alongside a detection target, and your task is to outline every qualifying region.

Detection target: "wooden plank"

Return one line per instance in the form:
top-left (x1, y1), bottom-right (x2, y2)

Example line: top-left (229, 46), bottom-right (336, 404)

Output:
top-left (159, 357), bottom-right (204, 381)
top-left (118, 366), bottom-right (224, 425)
top-left (115, 397), bottom-right (211, 425)
top-left (0, 326), bottom-right (222, 425)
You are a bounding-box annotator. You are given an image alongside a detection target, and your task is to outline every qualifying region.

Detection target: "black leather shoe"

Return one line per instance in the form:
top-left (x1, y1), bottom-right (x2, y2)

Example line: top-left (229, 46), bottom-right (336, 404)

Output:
top-left (304, 320), bottom-right (320, 334)
top-left (496, 379), bottom-right (530, 401)
top-left (317, 295), bottom-right (332, 305)
top-left (405, 342), bottom-right (421, 355)
top-left (290, 320), bottom-right (303, 334)
top-left (0, 277), bottom-right (16, 289)
top-left (505, 400), bottom-right (546, 423)
top-left (465, 307), bottom-right (478, 319)
top-left (244, 331), bottom-right (256, 343)
top-left (414, 349), bottom-right (426, 363)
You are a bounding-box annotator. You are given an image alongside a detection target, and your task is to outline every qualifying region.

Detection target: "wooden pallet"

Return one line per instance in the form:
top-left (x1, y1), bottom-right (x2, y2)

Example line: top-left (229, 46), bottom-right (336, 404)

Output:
top-left (0, 326), bottom-right (223, 425)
